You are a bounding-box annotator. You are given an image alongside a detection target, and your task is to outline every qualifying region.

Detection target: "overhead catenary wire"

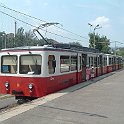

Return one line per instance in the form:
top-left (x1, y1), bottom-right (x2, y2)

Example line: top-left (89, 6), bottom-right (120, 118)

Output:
top-left (0, 10), bottom-right (86, 42)
top-left (0, 3), bottom-right (46, 23)
top-left (0, 2), bottom-right (88, 40)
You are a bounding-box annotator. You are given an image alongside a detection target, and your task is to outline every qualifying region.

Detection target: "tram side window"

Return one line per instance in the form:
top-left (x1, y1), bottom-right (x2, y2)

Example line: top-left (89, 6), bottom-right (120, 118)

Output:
top-left (91, 57), bottom-right (93, 67)
top-left (98, 57), bottom-right (100, 67)
top-left (118, 58), bottom-right (121, 64)
top-left (113, 57), bottom-right (116, 64)
top-left (116, 58), bottom-right (118, 64)
top-left (60, 56), bottom-right (70, 73)
top-left (88, 57), bottom-right (91, 67)
top-left (105, 58), bottom-right (107, 65)
top-left (20, 55), bottom-right (41, 75)
top-left (109, 58), bottom-right (111, 65)
top-left (48, 55), bottom-right (56, 74)
top-left (104, 57), bottom-right (107, 66)
top-left (94, 57), bottom-right (97, 67)
top-left (112, 58), bottom-right (114, 64)
top-left (86, 56), bottom-right (89, 67)
top-left (1, 55), bottom-right (17, 74)
top-left (71, 56), bottom-right (77, 71)
top-left (79, 56), bottom-right (81, 70)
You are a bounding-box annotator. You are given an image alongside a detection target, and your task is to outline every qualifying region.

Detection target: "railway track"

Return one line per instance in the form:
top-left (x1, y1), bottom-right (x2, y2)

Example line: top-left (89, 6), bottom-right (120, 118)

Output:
top-left (0, 95), bottom-right (33, 113)
top-left (0, 96), bottom-right (18, 113)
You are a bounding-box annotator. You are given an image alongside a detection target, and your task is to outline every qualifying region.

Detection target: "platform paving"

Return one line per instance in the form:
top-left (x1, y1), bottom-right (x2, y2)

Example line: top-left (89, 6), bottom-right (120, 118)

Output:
top-left (0, 69), bottom-right (124, 124)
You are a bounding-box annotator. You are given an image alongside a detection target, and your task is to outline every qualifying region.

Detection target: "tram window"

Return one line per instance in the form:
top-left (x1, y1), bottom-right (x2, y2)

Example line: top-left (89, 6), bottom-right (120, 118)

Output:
top-left (48, 55), bottom-right (56, 74)
top-left (60, 56), bottom-right (70, 73)
top-left (103, 57), bottom-right (106, 66)
top-left (94, 57), bottom-right (97, 67)
top-left (98, 57), bottom-right (100, 66)
top-left (79, 56), bottom-right (81, 70)
top-left (91, 57), bottom-right (93, 66)
top-left (114, 57), bottom-right (116, 64)
top-left (119, 58), bottom-right (121, 64)
top-left (88, 57), bottom-right (90, 67)
top-left (105, 58), bottom-right (107, 65)
top-left (104, 57), bottom-right (107, 66)
top-left (87, 57), bottom-right (89, 67)
top-left (116, 58), bottom-right (118, 64)
top-left (1, 55), bottom-right (17, 74)
top-left (112, 58), bottom-right (114, 64)
top-left (109, 58), bottom-right (112, 65)
top-left (71, 56), bottom-right (77, 71)
top-left (20, 55), bottom-right (41, 75)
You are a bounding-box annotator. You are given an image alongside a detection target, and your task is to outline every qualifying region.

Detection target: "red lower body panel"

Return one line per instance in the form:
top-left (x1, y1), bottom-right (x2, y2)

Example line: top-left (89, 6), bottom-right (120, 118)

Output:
top-left (0, 72), bottom-right (81, 98)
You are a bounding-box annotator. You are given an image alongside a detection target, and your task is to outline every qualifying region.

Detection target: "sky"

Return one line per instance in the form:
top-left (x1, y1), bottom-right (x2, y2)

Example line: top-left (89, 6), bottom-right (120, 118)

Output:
top-left (0, 0), bottom-right (124, 47)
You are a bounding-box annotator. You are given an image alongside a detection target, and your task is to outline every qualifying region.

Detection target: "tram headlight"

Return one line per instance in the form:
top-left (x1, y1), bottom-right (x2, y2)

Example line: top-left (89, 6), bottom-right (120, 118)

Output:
top-left (5, 82), bottom-right (9, 88)
top-left (28, 84), bottom-right (33, 90)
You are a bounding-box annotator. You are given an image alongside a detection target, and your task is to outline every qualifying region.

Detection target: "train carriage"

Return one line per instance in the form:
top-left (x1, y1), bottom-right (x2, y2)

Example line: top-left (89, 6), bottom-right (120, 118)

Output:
top-left (116, 56), bottom-right (123, 70)
top-left (118, 56), bottom-right (123, 69)
top-left (0, 44), bottom-right (123, 102)
top-left (0, 45), bottom-right (88, 102)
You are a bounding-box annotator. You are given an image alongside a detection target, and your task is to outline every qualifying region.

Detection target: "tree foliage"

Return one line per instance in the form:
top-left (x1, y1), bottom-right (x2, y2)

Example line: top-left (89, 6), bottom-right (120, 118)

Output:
top-left (0, 31), bottom-right (6, 49)
top-left (0, 27), bottom-right (58, 49)
top-left (0, 27), bottom-right (83, 50)
top-left (88, 33), bottom-right (111, 53)
top-left (69, 41), bottom-right (83, 47)
top-left (1, 27), bottom-right (123, 57)
top-left (114, 47), bottom-right (124, 57)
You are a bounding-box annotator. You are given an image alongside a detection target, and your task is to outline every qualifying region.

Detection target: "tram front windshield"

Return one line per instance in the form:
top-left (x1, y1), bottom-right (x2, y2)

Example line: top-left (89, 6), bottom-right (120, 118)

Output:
top-left (19, 55), bottom-right (42, 75)
top-left (1, 55), bottom-right (17, 74)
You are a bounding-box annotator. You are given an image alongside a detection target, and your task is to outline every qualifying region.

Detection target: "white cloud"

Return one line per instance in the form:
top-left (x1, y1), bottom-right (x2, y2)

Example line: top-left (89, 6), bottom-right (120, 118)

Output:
top-left (90, 16), bottom-right (110, 28)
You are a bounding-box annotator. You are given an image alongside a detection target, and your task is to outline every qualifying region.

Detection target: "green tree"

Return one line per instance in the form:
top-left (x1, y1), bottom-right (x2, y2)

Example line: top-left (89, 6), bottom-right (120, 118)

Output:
top-left (15, 27), bottom-right (25, 47)
top-left (0, 32), bottom-right (6, 49)
top-left (115, 47), bottom-right (124, 57)
top-left (88, 33), bottom-right (95, 48)
top-left (89, 33), bottom-right (110, 53)
top-left (6, 34), bottom-right (14, 48)
top-left (14, 27), bottom-right (39, 47)
top-left (69, 41), bottom-right (83, 47)
top-left (24, 30), bottom-right (38, 46)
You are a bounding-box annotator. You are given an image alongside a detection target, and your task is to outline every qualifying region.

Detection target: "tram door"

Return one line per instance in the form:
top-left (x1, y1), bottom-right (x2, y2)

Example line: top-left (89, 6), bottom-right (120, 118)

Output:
top-left (82, 54), bottom-right (87, 81)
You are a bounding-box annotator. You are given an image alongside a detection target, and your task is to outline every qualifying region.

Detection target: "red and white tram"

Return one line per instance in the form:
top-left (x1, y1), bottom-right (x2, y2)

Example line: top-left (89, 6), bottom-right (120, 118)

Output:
top-left (0, 45), bottom-right (123, 102)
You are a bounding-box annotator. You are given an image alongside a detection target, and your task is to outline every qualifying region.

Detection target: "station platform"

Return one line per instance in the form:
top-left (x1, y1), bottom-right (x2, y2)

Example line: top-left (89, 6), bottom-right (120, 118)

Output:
top-left (0, 69), bottom-right (124, 124)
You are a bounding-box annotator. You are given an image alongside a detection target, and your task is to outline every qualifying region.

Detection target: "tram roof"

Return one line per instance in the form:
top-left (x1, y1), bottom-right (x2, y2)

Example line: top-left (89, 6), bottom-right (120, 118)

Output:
top-left (0, 44), bottom-right (99, 53)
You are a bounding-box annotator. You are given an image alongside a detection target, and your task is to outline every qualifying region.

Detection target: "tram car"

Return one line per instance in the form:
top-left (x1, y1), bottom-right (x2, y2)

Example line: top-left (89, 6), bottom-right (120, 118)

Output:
top-left (117, 56), bottom-right (123, 69)
top-left (106, 54), bottom-right (123, 73)
top-left (0, 44), bottom-right (123, 102)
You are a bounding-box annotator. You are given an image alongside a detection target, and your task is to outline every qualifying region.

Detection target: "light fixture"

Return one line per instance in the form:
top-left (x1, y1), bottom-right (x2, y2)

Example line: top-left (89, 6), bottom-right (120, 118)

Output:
top-left (28, 84), bottom-right (33, 90)
top-left (5, 81), bottom-right (10, 91)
